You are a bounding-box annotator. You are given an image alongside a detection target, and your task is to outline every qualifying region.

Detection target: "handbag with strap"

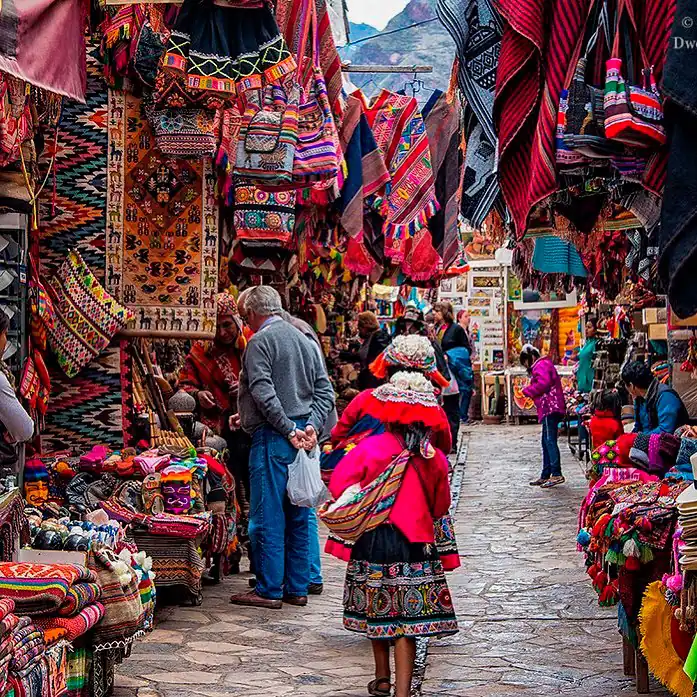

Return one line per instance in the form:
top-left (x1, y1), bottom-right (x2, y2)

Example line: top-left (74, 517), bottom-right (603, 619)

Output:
top-left (289, 0), bottom-right (341, 187)
top-left (234, 80), bottom-right (300, 186)
top-left (318, 448), bottom-right (409, 542)
top-left (603, 0), bottom-right (665, 148)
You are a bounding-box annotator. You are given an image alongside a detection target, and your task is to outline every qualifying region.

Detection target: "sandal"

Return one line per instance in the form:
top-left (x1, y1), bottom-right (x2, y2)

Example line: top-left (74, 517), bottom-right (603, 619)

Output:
top-left (367, 678), bottom-right (391, 696)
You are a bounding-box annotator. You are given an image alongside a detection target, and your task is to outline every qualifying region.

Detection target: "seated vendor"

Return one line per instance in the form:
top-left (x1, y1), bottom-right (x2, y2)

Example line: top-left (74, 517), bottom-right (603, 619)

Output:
top-left (179, 292), bottom-right (246, 434)
top-left (621, 360), bottom-right (689, 435)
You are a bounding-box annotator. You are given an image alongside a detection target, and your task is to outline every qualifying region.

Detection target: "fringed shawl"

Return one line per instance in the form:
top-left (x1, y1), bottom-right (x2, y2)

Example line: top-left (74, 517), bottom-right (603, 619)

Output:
top-left (338, 95), bottom-right (390, 277)
top-left (361, 90), bottom-right (441, 279)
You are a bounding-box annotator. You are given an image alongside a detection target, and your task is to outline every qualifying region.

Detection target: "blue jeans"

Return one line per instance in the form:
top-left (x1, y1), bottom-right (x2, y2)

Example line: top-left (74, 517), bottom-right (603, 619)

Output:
top-left (541, 413), bottom-right (563, 479)
top-left (459, 387), bottom-right (473, 423)
top-left (308, 508), bottom-right (323, 585)
top-left (248, 424), bottom-right (310, 599)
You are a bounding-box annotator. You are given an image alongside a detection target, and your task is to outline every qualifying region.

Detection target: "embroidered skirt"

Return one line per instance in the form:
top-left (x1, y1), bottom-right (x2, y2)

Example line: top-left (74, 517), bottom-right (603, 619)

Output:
top-left (155, 0), bottom-right (295, 110)
top-left (343, 525), bottom-right (458, 640)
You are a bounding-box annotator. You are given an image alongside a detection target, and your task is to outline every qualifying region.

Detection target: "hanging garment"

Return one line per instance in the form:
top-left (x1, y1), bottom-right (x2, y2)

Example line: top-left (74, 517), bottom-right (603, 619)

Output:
top-left (437, 0), bottom-right (502, 226)
top-left (659, 0), bottom-right (697, 318)
top-left (154, 0), bottom-right (295, 111)
top-left (423, 90), bottom-right (462, 270)
top-left (531, 235), bottom-right (587, 278)
top-left (0, 0), bottom-right (86, 102)
top-left (277, 0), bottom-right (344, 119)
top-left (361, 90), bottom-right (441, 276)
top-left (494, 0), bottom-right (591, 238)
top-left (338, 94), bottom-right (390, 276)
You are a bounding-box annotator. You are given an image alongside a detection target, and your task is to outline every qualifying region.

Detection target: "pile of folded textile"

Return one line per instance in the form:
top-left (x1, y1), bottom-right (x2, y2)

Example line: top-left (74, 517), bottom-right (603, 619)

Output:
top-left (0, 562), bottom-right (105, 642)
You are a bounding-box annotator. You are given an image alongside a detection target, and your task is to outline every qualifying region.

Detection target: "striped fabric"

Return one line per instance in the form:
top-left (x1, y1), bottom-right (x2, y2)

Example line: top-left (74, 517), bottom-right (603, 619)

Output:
top-left (494, 0), bottom-right (591, 238)
top-left (319, 449), bottom-right (410, 542)
top-left (34, 603), bottom-right (105, 642)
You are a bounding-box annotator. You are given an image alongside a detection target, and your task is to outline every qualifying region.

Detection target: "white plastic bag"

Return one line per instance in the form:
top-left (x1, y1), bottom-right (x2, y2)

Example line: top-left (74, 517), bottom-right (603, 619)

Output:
top-left (287, 447), bottom-right (330, 508)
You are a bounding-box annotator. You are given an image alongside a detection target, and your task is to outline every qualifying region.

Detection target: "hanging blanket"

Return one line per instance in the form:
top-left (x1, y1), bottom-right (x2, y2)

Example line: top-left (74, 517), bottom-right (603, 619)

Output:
top-left (0, 0), bottom-right (86, 102)
top-left (0, 563), bottom-right (97, 616)
top-left (659, 0), bottom-right (697, 318)
top-left (0, 490), bottom-right (27, 562)
top-left (437, 0), bottom-right (502, 226)
top-left (494, 0), bottom-right (591, 238)
top-left (423, 90), bottom-right (462, 270)
top-left (338, 95), bottom-right (390, 277)
top-left (361, 90), bottom-right (441, 277)
top-left (34, 603), bottom-right (105, 642)
top-left (106, 90), bottom-right (219, 339)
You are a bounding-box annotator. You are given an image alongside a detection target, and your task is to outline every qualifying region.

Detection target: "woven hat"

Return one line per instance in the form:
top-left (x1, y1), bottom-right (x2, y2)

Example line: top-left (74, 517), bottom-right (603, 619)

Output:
top-left (370, 335), bottom-right (448, 387)
top-left (364, 371), bottom-right (448, 433)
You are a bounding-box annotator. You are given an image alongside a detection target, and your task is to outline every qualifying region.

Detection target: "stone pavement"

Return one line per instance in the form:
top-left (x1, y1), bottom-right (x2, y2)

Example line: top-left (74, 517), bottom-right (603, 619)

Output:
top-left (114, 425), bottom-right (668, 697)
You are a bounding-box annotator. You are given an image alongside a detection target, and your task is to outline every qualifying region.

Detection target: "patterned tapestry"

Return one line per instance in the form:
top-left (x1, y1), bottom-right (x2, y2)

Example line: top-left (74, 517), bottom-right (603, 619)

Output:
top-left (40, 348), bottom-right (123, 452)
top-left (39, 45), bottom-right (125, 451)
top-left (106, 90), bottom-right (218, 338)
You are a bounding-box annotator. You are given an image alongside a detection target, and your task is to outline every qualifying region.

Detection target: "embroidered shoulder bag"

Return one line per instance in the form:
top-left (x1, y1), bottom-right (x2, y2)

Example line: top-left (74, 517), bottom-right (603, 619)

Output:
top-left (603, 0), bottom-right (665, 148)
top-left (234, 80), bottom-right (300, 186)
top-left (289, 0), bottom-right (341, 187)
top-left (318, 448), bottom-right (409, 542)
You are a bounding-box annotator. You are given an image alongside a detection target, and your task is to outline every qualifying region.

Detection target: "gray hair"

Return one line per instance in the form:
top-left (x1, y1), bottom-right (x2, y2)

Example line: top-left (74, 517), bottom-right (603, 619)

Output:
top-left (245, 286), bottom-right (283, 316)
top-left (237, 287), bottom-right (253, 314)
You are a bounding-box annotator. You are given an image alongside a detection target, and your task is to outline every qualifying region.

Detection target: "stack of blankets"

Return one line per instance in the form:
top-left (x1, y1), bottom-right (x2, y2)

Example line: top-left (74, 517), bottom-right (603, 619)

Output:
top-left (0, 562), bottom-right (105, 642)
top-left (0, 597), bottom-right (50, 697)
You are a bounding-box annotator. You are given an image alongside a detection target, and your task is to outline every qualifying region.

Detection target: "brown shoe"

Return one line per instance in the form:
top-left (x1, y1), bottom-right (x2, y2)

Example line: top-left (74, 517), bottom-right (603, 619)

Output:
top-left (282, 595), bottom-right (308, 607)
top-left (229, 591), bottom-right (282, 609)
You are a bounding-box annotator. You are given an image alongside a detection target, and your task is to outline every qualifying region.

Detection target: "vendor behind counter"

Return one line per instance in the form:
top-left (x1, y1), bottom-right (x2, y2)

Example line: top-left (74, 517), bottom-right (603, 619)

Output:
top-left (622, 360), bottom-right (689, 434)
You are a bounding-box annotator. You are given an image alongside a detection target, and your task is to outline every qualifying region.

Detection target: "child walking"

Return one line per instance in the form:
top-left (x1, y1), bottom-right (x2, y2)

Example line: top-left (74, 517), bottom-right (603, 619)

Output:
top-left (327, 371), bottom-right (458, 697)
top-left (521, 345), bottom-right (567, 488)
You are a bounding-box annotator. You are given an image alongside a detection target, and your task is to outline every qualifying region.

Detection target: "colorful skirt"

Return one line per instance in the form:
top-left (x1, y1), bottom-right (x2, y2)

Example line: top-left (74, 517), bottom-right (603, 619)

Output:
top-left (155, 0), bottom-right (295, 110)
top-left (343, 525), bottom-right (458, 640)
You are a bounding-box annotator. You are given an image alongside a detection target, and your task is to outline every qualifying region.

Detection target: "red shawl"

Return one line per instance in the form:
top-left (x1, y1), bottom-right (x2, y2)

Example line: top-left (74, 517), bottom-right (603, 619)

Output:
top-left (361, 90), bottom-right (442, 280)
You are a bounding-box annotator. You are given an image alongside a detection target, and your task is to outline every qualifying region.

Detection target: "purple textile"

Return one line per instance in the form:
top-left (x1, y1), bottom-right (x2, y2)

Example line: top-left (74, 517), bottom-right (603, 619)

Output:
top-left (522, 356), bottom-right (566, 422)
top-left (0, 0), bottom-right (86, 102)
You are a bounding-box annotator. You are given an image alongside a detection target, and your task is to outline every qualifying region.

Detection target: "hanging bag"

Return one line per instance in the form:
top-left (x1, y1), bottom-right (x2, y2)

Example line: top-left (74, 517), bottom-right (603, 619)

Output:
top-left (318, 448), bottom-right (409, 542)
top-left (603, 0), bottom-right (665, 148)
top-left (287, 447), bottom-right (330, 508)
top-left (288, 0), bottom-right (341, 187)
top-left (234, 78), bottom-right (300, 186)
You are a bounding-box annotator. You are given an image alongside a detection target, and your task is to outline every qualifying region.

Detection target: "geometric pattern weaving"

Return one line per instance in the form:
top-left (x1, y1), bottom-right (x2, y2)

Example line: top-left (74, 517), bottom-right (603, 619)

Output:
top-left (39, 44), bottom-right (126, 452)
top-left (107, 90), bottom-right (218, 338)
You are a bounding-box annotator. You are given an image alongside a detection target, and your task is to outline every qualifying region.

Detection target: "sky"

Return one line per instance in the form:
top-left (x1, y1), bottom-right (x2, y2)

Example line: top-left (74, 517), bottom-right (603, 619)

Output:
top-left (345, 0), bottom-right (409, 29)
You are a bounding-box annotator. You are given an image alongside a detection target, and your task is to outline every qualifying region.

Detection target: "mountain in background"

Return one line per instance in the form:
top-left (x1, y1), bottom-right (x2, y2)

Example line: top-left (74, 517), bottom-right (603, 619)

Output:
top-left (347, 21), bottom-right (379, 43)
top-left (340, 0), bottom-right (455, 100)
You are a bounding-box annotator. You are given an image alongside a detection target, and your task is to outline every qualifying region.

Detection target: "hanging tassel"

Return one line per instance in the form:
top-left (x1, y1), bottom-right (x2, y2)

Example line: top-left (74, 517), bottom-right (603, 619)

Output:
top-left (639, 544), bottom-right (654, 564)
top-left (577, 529), bottom-right (591, 547)
top-left (623, 538), bottom-right (640, 558)
top-left (624, 555), bottom-right (641, 571)
top-left (593, 570), bottom-right (608, 593)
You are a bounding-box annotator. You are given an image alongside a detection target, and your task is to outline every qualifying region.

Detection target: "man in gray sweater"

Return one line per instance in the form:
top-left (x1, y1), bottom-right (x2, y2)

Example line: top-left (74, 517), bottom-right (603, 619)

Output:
top-left (230, 286), bottom-right (335, 609)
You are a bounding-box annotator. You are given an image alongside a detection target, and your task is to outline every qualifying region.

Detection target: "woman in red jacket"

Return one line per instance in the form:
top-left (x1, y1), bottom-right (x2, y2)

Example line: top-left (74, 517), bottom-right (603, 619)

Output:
top-left (329, 371), bottom-right (458, 697)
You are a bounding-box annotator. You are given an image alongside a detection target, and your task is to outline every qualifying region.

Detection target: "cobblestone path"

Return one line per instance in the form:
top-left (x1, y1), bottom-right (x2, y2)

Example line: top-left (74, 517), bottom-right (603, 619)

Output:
top-left (115, 425), bottom-right (666, 697)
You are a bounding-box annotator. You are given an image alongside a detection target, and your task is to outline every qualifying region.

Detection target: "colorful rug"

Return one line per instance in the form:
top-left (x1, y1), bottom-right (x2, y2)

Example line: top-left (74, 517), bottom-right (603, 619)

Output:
top-left (39, 44), bottom-right (107, 281)
top-left (107, 90), bottom-right (218, 338)
top-left (41, 346), bottom-right (124, 452)
top-left (39, 43), bottom-right (124, 452)
top-left (35, 602), bottom-right (105, 642)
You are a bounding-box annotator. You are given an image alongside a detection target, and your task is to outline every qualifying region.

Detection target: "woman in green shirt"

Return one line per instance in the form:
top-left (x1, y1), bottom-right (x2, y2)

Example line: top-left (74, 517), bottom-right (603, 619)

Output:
top-left (576, 319), bottom-right (598, 393)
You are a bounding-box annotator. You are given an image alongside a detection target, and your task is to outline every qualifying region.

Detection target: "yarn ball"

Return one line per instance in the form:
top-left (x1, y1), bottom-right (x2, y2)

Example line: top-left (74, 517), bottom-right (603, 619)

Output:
top-left (577, 529), bottom-right (591, 547)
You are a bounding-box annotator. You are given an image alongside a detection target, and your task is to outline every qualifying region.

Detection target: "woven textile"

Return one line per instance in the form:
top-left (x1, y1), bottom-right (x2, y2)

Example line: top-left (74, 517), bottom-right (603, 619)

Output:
top-left (87, 547), bottom-right (143, 648)
top-left (34, 603), bottom-right (105, 642)
top-left (58, 582), bottom-right (102, 617)
top-left (107, 90), bottom-right (218, 338)
top-left (362, 90), bottom-right (440, 275)
top-left (45, 250), bottom-right (132, 378)
top-left (39, 45), bottom-right (107, 281)
top-left (132, 531), bottom-right (204, 596)
top-left (233, 185), bottom-right (295, 248)
top-left (0, 563), bottom-right (97, 616)
top-left (42, 346), bottom-right (124, 452)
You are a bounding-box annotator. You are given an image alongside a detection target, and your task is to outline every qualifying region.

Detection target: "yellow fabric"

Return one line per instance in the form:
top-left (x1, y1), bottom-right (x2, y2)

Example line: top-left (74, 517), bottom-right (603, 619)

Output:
top-left (639, 581), bottom-right (693, 697)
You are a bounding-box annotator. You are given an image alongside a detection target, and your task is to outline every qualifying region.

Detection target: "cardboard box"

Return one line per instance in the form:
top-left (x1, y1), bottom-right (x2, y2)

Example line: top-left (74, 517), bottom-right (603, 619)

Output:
top-left (648, 323), bottom-right (668, 341)
top-left (17, 549), bottom-right (88, 565)
top-left (643, 307), bottom-right (667, 324)
top-left (670, 308), bottom-right (697, 329)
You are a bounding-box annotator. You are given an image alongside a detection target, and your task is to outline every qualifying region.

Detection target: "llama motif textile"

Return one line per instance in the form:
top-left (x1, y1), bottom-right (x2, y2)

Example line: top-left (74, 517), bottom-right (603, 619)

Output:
top-left (107, 91), bottom-right (218, 338)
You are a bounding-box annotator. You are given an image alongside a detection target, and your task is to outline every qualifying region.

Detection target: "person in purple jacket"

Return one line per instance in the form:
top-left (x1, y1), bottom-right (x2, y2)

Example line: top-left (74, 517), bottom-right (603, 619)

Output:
top-left (520, 344), bottom-right (567, 488)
